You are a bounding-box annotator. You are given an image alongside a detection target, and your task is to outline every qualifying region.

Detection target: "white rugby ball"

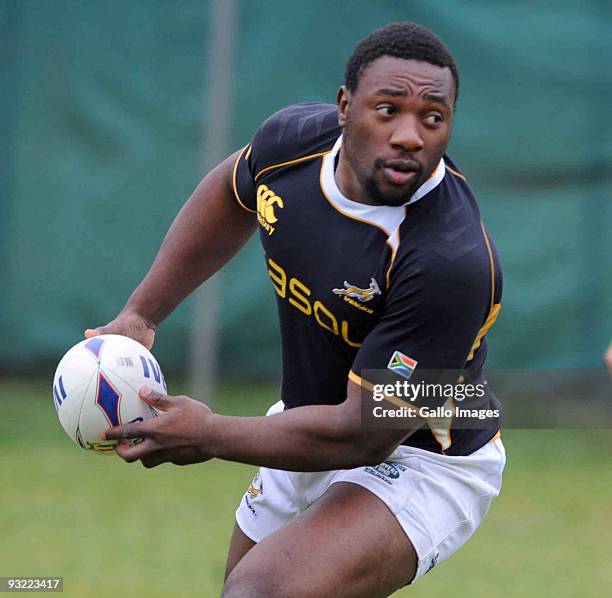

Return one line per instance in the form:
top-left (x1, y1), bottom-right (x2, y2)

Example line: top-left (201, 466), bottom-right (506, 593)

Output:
top-left (52, 334), bottom-right (167, 453)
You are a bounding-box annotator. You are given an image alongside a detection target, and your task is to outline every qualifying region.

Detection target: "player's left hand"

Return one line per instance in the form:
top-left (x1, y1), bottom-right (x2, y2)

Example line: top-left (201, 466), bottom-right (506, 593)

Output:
top-left (101, 386), bottom-right (213, 468)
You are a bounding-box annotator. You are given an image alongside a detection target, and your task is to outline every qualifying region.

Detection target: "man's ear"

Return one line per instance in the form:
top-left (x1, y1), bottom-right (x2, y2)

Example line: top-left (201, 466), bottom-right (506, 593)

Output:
top-left (337, 85), bottom-right (350, 127)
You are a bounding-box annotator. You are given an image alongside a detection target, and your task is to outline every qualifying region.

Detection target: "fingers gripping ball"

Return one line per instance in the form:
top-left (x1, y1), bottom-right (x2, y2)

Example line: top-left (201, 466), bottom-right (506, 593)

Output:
top-left (52, 334), bottom-right (167, 454)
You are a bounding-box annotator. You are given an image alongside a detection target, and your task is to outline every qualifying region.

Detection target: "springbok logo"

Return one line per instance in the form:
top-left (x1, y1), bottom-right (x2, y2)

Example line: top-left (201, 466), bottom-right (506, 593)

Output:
top-left (257, 184), bottom-right (283, 236)
top-left (333, 278), bottom-right (381, 303)
top-left (247, 472), bottom-right (264, 500)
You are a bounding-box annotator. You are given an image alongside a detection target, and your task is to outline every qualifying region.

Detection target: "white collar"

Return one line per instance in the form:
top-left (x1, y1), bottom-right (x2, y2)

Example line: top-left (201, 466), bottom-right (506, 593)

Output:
top-left (321, 134), bottom-right (445, 227)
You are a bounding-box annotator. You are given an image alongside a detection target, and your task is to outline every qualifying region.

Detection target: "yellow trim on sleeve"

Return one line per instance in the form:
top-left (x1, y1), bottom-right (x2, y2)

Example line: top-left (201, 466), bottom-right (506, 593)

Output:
top-left (348, 370), bottom-right (418, 410)
top-left (232, 145), bottom-right (257, 214)
top-left (254, 150), bottom-right (330, 182)
top-left (348, 369), bottom-right (364, 387)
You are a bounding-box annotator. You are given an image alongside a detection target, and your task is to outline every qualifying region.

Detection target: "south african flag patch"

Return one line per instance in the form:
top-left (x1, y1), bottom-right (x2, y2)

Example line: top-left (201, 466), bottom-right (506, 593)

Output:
top-left (387, 351), bottom-right (418, 380)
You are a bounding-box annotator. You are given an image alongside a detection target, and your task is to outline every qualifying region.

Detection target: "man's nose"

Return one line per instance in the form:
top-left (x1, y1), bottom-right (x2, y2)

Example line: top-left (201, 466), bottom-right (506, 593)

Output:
top-left (389, 115), bottom-right (424, 153)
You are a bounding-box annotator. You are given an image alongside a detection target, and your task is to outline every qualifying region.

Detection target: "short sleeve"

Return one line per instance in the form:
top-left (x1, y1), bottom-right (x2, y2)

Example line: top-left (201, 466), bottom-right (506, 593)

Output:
top-left (233, 144), bottom-right (257, 213)
top-left (350, 252), bottom-right (490, 407)
top-left (231, 103), bottom-right (340, 214)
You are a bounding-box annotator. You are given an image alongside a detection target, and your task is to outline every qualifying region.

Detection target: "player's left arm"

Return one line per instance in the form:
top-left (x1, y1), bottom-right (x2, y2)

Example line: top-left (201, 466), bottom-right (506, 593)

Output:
top-left (103, 380), bottom-right (416, 470)
top-left (104, 250), bottom-right (492, 470)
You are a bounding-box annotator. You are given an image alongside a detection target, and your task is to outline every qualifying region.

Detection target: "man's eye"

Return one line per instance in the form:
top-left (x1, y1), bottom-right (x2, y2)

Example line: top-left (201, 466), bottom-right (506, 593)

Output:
top-left (424, 114), bottom-right (443, 125)
top-left (375, 105), bottom-right (395, 116)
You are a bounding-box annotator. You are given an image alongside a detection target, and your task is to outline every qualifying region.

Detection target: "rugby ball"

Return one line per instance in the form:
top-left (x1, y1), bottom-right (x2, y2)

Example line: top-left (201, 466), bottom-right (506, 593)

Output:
top-left (52, 334), bottom-right (167, 453)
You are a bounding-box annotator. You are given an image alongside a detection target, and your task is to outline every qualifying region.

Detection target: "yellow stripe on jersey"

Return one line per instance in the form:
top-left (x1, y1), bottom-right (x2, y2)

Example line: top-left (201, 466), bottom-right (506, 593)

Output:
top-left (489, 430), bottom-right (501, 443)
top-left (481, 221), bottom-right (495, 311)
top-left (351, 370), bottom-right (455, 453)
top-left (465, 220), bottom-right (500, 363)
top-left (467, 303), bottom-right (501, 362)
top-left (445, 165), bottom-right (466, 180)
top-left (254, 150), bottom-right (330, 182)
top-left (426, 396), bottom-right (454, 453)
top-left (385, 240), bottom-right (397, 290)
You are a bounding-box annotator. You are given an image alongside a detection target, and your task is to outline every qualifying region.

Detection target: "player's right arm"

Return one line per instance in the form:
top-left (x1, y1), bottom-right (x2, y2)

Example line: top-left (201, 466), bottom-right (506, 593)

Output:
top-left (87, 104), bottom-right (336, 347)
top-left (85, 150), bottom-right (257, 349)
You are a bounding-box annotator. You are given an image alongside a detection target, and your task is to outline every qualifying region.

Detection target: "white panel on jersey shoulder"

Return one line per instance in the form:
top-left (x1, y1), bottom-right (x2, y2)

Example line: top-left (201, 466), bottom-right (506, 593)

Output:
top-left (320, 135), bottom-right (445, 252)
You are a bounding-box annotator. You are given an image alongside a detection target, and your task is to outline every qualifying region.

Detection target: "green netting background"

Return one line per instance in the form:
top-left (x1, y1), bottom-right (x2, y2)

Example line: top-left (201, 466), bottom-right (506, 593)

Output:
top-left (1, 0), bottom-right (611, 377)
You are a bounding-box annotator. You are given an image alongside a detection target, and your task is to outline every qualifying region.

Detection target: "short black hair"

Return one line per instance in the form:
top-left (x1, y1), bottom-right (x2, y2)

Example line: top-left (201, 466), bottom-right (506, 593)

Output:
top-left (344, 22), bottom-right (459, 101)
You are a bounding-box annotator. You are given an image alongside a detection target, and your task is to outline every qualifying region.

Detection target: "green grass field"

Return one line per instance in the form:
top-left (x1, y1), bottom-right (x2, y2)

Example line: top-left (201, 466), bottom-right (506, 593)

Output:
top-left (2, 378), bottom-right (611, 597)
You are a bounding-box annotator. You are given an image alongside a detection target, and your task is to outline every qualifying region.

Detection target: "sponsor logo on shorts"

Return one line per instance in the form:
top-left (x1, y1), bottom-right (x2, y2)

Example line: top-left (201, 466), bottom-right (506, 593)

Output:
top-left (426, 551), bottom-right (440, 574)
top-left (363, 461), bottom-right (407, 485)
top-left (244, 471), bottom-right (264, 518)
top-left (244, 494), bottom-right (257, 517)
top-left (247, 471), bottom-right (264, 500)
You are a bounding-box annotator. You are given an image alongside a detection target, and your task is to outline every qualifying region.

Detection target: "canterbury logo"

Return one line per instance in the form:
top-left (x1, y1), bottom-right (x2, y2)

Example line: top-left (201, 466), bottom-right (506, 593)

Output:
top-left (333, 278), bottom-right (381, 303)
top-left (257, 184), bottom-right (283, 236)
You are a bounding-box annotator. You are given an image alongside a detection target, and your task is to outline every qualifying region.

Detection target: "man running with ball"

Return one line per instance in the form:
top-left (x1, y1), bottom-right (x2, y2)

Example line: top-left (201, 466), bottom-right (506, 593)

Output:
top-left (87, 23), bottom-right (505, 596)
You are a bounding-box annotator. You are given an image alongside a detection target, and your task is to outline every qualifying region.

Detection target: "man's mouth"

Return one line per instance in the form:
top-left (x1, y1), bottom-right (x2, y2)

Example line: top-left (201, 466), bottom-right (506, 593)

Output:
top-left (382, 159), bottom-right (421, 186)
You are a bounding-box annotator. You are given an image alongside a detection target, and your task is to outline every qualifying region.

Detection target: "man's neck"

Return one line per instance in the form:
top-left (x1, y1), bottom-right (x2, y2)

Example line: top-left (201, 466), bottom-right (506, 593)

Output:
top-left (334, 145), bottom-right (378, 206)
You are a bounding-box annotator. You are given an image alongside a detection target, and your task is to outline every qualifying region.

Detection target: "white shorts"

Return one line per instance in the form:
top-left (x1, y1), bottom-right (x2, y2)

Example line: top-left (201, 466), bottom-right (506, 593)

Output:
top-left (235, 401), bottom-right (506, 583)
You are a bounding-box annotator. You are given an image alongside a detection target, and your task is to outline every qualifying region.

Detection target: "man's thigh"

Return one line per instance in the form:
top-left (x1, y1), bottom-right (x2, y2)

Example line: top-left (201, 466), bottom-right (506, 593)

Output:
top-left (222, 482), bottom-right (417, 598)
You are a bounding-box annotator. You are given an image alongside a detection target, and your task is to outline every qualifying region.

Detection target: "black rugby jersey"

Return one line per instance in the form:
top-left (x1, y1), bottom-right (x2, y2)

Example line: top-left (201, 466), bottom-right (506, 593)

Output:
top-left (233, 103), bottom-right (502, 456)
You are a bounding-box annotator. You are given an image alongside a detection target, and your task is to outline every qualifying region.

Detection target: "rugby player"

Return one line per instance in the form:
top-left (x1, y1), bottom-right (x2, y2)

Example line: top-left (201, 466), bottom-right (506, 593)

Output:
top-left (86, 23), bottom-right (506, 596)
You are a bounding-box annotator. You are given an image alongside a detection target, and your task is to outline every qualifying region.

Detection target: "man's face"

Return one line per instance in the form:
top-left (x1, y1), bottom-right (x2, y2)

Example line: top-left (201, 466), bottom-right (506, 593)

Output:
top-left (338, 56), bottom-right (455, 206)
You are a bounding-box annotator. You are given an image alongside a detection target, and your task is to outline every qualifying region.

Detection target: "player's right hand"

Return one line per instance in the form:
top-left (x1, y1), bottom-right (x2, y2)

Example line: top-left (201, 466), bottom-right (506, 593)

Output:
top-left (84, 311), bottom-right (156, 350)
